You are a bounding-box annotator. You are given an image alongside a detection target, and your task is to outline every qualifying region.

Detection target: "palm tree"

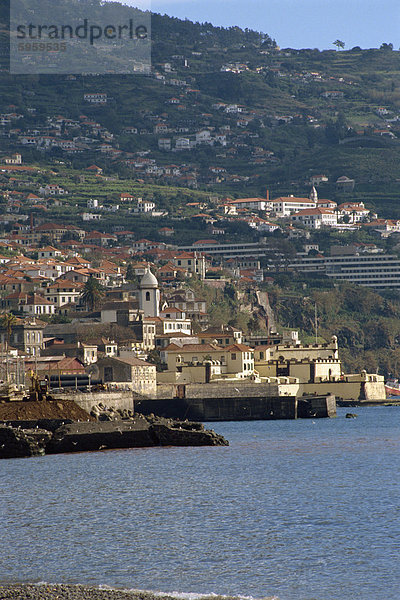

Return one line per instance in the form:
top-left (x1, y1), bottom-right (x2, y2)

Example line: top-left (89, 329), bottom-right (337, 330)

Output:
top-left (0, 312), bottom-right (17, 353)
top-left (80, 276), bottom-right (105, 312)
top-left (333, 39), bottom-right (345, 50)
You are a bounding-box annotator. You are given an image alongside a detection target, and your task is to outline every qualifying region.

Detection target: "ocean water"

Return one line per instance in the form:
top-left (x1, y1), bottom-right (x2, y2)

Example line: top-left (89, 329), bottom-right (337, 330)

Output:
top-left (1, 407), bottom-right (400, 600)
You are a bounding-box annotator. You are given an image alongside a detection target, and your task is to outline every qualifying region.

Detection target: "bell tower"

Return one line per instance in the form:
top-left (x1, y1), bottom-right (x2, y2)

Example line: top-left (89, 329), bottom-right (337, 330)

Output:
top-left (139, 268), bottom-right (160, 317)
top-left (309, 186), bottom-right (318, 202)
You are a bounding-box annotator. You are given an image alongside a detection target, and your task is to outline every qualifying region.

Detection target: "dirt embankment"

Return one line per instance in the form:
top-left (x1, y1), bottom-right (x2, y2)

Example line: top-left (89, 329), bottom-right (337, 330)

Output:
top-left (0, 399), bottom-right (94, 422)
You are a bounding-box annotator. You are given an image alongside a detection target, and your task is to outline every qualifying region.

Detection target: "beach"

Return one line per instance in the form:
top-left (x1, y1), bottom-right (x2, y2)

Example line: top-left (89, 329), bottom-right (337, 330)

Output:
top-left (0, 585), bottom-right (254, 600)
top-left (0, 584), bottom-right (156, 600)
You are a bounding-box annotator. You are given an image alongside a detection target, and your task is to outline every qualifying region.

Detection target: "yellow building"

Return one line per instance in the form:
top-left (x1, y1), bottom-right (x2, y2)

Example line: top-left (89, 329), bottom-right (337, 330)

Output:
top-left (253, 335), bottom-right (385, 402)
top-left (254, 336), bottom-right (341, 383)
top-left (159, 342), bottom-right (254, 383)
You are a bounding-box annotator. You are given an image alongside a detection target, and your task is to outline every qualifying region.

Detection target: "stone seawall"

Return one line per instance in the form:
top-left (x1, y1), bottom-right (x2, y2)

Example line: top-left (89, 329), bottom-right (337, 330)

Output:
top-left (56, 385), bottom-right (336, 422)
top-left (57, 391), bottom-right (134, 414)
top-left (299, 380), bottom-right (386, 403)
top-left (156, 381), bottom-right (297, 400)
top-left (135, 393), bottom-right (335, 421)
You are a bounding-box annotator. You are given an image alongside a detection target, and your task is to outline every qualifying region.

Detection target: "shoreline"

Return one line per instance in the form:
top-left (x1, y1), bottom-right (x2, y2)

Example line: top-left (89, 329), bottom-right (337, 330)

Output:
top-left (0, 584), bottom-right (275, 600)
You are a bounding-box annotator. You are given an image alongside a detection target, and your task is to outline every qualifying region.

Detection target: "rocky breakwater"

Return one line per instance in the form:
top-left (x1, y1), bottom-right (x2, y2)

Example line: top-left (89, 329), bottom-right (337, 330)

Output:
top-left (0, 403), bottom-right (228, 459)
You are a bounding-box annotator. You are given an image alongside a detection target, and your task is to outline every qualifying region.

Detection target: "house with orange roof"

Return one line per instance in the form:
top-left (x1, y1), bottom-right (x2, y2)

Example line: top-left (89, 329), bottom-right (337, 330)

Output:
top-left (44, 281), bottom-right (83, 310)
top-left (120, 192), bottom-right (136, 202)
top-left (86, 165), bottom-right (103, 174)
top-left (22, 293), bottom-right (56, 316)
top-left (173, 251), bottom-right (206, 279)
top-left (84, 231), bottom-right (117, 247)
top-left (38, 246), bottom-right (62, 260)
top-left (291, 208), bottom-right (338, 229)
top-left (337, 202), bottom-right (369, 223)
top-left (158, 227), bottom-right (174, 237)
top-left (144, 314), bottom-right (192, 336)
top-left (158, 263), bottom-right (187, 283)
top-left (65, 256), bottom-right (92, 269)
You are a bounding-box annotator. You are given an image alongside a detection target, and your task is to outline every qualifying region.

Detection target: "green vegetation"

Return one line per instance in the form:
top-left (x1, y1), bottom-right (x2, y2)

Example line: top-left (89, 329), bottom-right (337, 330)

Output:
top-left (2, 1), bottom-right (400, 205)
top-left (267, 274), bottom-right (400, 377)
top-left (80, 275), bottom-right (105, 311)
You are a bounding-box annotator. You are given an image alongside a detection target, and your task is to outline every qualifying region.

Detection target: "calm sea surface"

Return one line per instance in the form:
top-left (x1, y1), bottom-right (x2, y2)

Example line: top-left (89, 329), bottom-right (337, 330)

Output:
top-left (1, 407), bottom-right (400, 600)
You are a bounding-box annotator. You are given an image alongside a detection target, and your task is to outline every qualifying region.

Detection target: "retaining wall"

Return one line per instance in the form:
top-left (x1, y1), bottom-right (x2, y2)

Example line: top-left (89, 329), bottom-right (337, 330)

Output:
top-left (57, 391), bottom-right (134, 415)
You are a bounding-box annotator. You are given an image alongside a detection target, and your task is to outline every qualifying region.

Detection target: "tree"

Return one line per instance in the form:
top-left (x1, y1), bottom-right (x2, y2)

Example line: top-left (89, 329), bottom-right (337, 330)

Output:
top-left (0, 312), bottom-right (17, 352)
top-left (333, 40), bottom-right (345, 50)
top-left (80, 276), bottom-right (105, 312)
top-left (146, 349), bottom-right (163, 371)
top-left (125, 263), bottom-right (138, 283)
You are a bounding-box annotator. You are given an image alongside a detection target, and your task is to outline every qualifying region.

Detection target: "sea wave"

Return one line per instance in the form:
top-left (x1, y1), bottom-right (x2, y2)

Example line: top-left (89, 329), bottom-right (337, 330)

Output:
top-left (99, 584), bottom-right (280, 600)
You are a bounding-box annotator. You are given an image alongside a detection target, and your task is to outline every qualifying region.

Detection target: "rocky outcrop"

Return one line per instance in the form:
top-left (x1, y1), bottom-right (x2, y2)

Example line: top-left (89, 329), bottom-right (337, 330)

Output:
top-left (150, 421), bottom-right (228, 446)
top-left (47, 416), bottom-right (228, 454)
top-left (0, 425), bottom-right (52, 459)
top-left (0, 414), bottom-right (228, 459)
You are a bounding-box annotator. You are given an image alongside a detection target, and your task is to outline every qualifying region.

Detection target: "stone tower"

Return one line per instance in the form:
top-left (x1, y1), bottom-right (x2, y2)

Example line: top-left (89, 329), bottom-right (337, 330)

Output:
top-left (139, 268), bottom-right (160, 317)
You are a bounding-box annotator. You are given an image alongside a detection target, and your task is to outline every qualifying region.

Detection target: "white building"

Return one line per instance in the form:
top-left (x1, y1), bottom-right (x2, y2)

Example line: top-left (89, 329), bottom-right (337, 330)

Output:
top-left (195, 130), bottom-right (212, 144)
top-left (338, 202), bottom-right (369, 223)
top-left (87, 198), bottom-right (99, 209)
top-left (135, 199), bottom-right (155, 213)
top-left (84, 93), bottom-right (108, 104)
top-left (225, 197), bottom-right (268, 211)
top-left (39, 184), bottom-right (68, 196)
top-left (291, 208), bottom-right (338, 229)
top-left (310, 174), bottom-right (329, 186)
top-left (268, 196), bottom-right (317, 217)
top-left (175, 137), bottom-right (191, 150)
top-left (289, 252), bottom-right (400, 289)
top-left (82, 212), bottom-right (102, 221)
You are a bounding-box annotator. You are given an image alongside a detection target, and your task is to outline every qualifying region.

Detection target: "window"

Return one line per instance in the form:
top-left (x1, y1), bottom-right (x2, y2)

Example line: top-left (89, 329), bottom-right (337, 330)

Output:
top-left (146, 291), bottom-right (150, 301)
top-left (231, 353), bottom-right (236, 360)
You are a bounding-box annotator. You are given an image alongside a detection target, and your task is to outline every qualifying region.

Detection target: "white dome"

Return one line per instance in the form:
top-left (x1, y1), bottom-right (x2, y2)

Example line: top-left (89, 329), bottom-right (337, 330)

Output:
top-left (140, 268), bottom-right (158, 288)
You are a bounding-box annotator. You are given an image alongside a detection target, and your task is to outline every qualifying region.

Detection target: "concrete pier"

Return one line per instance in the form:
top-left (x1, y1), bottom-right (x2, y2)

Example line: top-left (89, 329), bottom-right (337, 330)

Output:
top-left (135, 393), bottom-right (336, 421)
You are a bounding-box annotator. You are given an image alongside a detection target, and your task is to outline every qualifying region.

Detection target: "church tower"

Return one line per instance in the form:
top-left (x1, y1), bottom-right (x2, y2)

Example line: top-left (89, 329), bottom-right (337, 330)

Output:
top-left (139, 268), bottom-right (160, 317)
top-left (309, 185), bottom-right (318, 202)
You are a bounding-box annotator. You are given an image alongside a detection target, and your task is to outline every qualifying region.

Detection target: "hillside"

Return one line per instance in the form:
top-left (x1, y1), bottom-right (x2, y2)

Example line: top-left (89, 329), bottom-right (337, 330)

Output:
top-left (1, 1), bottom-right (400, 213)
